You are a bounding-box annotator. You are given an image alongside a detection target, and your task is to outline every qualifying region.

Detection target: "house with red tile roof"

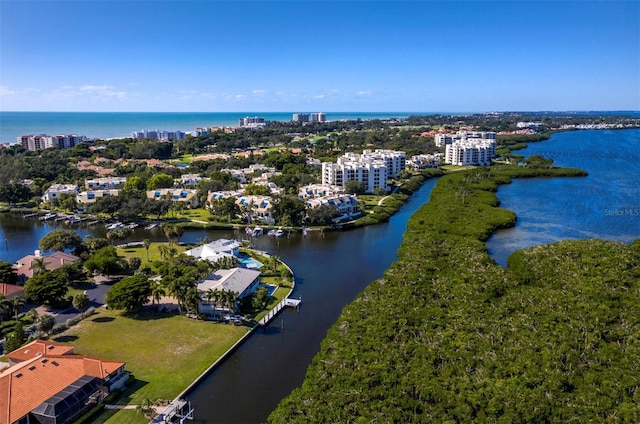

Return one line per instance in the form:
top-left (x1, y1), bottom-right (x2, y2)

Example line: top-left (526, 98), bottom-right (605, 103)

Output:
top-left (0, 339), bottom-right (128, 424)
top-left (15, 251), bottom-right (80, 282)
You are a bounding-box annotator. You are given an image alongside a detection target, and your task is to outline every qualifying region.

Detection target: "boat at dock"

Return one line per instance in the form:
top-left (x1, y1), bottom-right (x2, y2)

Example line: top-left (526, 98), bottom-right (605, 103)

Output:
top-left (106, 221), bottom-right (124, 230)
top-left (252, 227), bottom-right (263, 237)
top-left (39, 213), bottom-right (57, 221)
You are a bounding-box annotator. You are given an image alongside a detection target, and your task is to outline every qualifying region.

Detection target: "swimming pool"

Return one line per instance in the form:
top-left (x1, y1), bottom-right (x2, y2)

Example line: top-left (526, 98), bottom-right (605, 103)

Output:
top-left (240, 257), bottom-right (263, 269)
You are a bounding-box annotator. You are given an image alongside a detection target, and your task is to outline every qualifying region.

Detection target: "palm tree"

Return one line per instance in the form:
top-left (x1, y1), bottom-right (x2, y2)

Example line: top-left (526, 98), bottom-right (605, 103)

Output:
top-left (9, 297), bottom-right (26, 321)
top-left (143, 239), bottom-right (151, 262)
top-left (151, 283), bottom-right (166, 307)
top-left (270, 255), bottom-right (280, 273)
top-left (0, 295), bottom-right (10, 324)
top-left (204, 288), bottom-right (221, 315)
top-left (185, 287), bottom-right (201, 316)
top-left (29, 257), bottom-right (48, 276)
top-left (158, 245), bottom-right (170, 261)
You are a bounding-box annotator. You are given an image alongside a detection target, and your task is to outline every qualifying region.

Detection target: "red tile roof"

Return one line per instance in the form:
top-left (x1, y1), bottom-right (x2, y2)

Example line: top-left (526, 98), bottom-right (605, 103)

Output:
top-left (15, 251), bottom-right (80, 280)
top-left (0, 340), bottom-right (125, 424)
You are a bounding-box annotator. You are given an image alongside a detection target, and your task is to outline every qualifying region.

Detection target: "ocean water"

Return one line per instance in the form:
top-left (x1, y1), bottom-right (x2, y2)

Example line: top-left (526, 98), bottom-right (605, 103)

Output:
top-left (0, 111), bottom-right (418, 144)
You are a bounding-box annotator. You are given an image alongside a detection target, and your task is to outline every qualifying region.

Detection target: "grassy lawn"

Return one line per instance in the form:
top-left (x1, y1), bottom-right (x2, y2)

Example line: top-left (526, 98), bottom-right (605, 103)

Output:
top-left (174, 208), bottom-right (211, 222)
top-left (440, 165), bottom-right (477, 172)
top-left (357, 195), bottom-right (384, 211)
top-left (117, 243), bottom-right (188, 266)
top-left (53, 308), bottom-right (248, 404)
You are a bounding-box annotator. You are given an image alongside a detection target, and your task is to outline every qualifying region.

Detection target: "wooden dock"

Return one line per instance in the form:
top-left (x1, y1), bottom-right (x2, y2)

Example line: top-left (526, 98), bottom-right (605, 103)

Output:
top-left (258, 297), bottom-right (301, 327)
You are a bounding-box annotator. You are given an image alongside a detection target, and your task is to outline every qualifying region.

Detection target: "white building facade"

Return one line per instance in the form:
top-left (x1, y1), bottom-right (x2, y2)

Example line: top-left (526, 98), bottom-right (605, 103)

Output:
top-left (18, 134), bottom-right (88, 151)
top-left (321, 149), bottom-right (406, 193)
top-left (445, 140), bottom-right (496, 166)
top-left (434, 131), bottom-right (496, 148)
top-left (41, 184), bottom-right (80, 202)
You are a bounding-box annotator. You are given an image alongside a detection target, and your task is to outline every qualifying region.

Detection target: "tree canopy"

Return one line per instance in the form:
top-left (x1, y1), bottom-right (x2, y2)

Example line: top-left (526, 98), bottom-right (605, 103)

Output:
top-left (24, 268), bottom-right (69, 306)
top-left (38, 229), bottom-right (84, 253)
top-left (269, 168), bottom-right (640, 423)
top-left (105, 274), bottom-right (152, 313)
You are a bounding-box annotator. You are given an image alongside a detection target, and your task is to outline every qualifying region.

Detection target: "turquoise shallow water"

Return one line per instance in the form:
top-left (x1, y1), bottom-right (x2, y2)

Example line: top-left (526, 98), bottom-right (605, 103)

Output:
top-left (0, 111), bottom-right (418, 143)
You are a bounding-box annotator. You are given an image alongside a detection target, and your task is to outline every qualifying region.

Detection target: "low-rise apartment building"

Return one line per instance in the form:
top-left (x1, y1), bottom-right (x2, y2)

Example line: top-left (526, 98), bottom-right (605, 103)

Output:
top-left (85, 177), bottom-right (126, 190)
top-left (147, 188), bottom-right (200, 208)
top-left (41, 184), bottom-right (79, 202)
top-left (76, 189), bottom-right (120, 205)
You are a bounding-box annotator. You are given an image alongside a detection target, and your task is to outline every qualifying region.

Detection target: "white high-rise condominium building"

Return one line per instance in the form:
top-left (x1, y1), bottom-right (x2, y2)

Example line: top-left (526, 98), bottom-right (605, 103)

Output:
top-left (434, 131), bottom-right (496, 148)
top-left (18, 134), bottom-right (87, 151)
top-left (445, 139), bottom-right (496, 166)
top-left (310, 113), bottom-right (327, 122)
top-left (239, 116), bottom-right (266, 128)
top-left (321, 149), bottom-right (406, 193)
top-left (292, 113), bottom-right (310, 122)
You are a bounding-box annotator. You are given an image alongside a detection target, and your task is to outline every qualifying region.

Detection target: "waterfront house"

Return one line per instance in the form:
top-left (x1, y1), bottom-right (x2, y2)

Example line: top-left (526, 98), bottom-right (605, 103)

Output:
top-left (76, 189), bottom-right (120, 205)
top-left (146, 188), bottom-right (200, 208)
top-left (15, 251), bottom-right (81, 282)
top-left (305, 194), bottom-right (362, 222)
top-left (183, 239), bottom-right (242, 263)
top-left (235, 195), bottom-right (275, 225)
top-left (198, 268), bottom-right (261, 314)
top-left (0, 340), bottom-right (128, 424)
top-left (41, 184), bottom-right (80, 202)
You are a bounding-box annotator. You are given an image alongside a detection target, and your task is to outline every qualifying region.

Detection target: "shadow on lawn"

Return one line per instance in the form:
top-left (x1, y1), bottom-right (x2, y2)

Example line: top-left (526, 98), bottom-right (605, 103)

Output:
top-left (53, 334), bottom-right (78, 343)
top-left (92, 316), bottom-right (116, 323)
top-left (116, 376), bottom-right (150, 405)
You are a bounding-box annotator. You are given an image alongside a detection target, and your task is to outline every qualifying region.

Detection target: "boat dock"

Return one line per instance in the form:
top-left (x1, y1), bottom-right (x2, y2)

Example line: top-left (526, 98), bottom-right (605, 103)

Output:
top-left (258, 297), bottom-right (301, 327)
top-left (150, 399), bottom-right (194, 423)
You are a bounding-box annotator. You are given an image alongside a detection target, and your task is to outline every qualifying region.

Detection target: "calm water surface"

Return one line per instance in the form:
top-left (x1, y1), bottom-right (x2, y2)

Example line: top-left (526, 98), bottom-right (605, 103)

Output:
top-left (487, 128), bottom-right (640, 265)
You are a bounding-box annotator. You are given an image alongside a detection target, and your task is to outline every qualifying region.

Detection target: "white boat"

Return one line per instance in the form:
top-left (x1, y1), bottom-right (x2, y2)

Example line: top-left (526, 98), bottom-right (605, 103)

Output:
top-left (40, 213), bottom-right (57, 221)
top-left (144, 223), bottom-right (158, 230)
top-left (127, 222), bottom-right (139, 229)
top-left (267, 229), bottom-right (276, 237)
top-left (275, 229), bottom-right (285, 238)
top-left (106, 222), bottom-right (124, 230)
top-left (252, 227), bottom-right (263, 237)
top-left (245, 226), bottom-right (253, 235)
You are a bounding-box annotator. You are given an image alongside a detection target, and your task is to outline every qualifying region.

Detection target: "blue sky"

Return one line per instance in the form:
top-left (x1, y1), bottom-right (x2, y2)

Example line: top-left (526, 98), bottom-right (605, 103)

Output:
top-left (1, 0), bottom-right (638, 112)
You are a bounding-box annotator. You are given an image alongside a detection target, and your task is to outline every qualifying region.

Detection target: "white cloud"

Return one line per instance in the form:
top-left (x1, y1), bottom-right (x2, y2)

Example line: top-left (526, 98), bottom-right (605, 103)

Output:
top-left (0, 86), bottom-right (16, 96)
top-left (313, 94), bottom-right (325, 99)
top-left (357, 90), bottom-right (373, 96)
top-left (252, 89), bottom-right (267, 95)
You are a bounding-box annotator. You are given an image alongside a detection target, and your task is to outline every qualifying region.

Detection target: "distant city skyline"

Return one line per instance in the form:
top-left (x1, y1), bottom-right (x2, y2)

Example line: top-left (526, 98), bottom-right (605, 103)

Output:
top-left (1, 1), bottom-right (638, 113)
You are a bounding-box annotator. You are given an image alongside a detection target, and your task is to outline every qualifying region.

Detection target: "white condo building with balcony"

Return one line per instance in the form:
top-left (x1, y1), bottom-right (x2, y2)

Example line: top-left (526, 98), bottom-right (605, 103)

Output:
top-left (445, 139), bottom-right (496, 166)
top-left (18, 134), bottom-right (88, 151)
top-left (434, 131), bottom-right (496, 148)
top-left (321, 149), bottom-right (406, 193)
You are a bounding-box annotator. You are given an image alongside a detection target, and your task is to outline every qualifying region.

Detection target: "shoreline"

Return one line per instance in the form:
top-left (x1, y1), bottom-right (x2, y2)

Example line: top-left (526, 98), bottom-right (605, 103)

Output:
top-left (157, 249), bottom-right (297, 412)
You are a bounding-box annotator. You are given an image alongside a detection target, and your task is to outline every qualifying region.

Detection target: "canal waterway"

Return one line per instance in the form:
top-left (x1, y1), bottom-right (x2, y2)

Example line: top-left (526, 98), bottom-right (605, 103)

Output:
top-left (0, 177), bottom-right (440, 423)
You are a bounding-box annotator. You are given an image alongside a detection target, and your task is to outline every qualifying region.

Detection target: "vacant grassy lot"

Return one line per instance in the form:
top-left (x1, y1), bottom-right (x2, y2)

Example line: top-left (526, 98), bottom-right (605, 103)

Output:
top-left (117, 243), bottom-right (188, 266)
top-left (54, 308), bottom-right (248, 405)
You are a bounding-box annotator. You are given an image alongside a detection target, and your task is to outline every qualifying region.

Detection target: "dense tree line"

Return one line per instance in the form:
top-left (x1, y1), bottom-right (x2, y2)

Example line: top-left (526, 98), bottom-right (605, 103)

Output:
top-left (269, 165), bottom-right (639, 422)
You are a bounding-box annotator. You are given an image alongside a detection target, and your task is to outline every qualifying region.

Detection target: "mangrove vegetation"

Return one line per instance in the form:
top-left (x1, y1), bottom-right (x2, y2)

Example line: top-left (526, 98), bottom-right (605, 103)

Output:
top-left (269, 165), bottom-right (639, 423)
